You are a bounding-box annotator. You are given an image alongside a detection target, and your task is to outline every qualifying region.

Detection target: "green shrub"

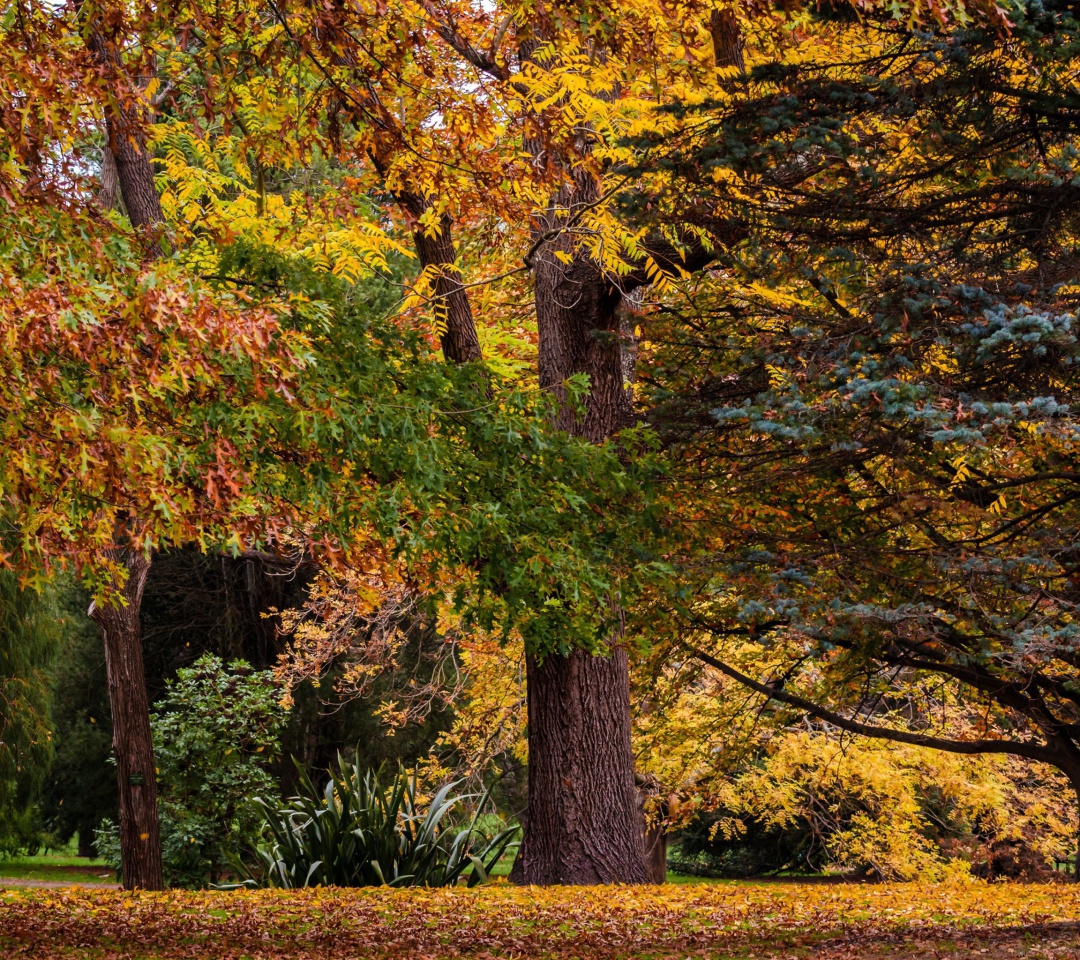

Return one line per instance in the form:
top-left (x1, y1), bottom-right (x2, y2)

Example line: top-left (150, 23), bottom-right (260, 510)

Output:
top-left (235, 755), bottom-right (518, 888)
top-left (98, 654), bottom-right (286, 886)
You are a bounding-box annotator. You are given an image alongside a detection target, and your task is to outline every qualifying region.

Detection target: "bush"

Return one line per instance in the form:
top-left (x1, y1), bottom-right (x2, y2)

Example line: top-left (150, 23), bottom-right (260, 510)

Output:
top-left (98, 654), bottom-right (286, 886)
top-left (235, 754), bottom-right (518, 888)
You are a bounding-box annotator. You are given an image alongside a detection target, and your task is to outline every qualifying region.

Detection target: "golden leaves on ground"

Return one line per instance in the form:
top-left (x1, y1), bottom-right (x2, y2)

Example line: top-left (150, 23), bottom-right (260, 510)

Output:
top-left (2, 881), bottom-right (1080, 959)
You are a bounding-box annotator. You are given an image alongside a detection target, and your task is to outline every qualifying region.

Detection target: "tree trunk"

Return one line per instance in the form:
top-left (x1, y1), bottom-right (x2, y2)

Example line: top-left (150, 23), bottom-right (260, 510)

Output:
top-left (510, 120), bottom-right (651, 880)
top-left (89, 550), bottom-right (163, 890)
top-left (511, 649), bottom-right (650, 883)
top-left (77, 830), bottom-right (97, 860)
top-left (97, 142), bottom-right (121, 213)
top-left (81, 8), bottom-right (164, 240)
top-left (644, 821), bottom-right (668, 884)
top-left (396, 192), bottom-right (483, 364)
top-left (636, 776), bottom-right (669, 883)
top-left (80, 9), bottom-right (167, 890)
top-left (709, 9), bottom-right (746, 75)
top-left (1067, 776), bottom-right (1080, 881)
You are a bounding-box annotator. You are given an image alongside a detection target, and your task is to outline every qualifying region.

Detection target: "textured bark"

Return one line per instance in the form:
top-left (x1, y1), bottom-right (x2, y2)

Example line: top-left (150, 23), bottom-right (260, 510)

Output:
top-left (89, 551), bottom-right (163, 890)
top-left (532, 170), bottom-right (635, 440)
top-left (97, 143), bottom-right (120, 213)
top-left (637, 776), bottom-right (669, 883)
top-left (397, 192), bottom-right (483, 364)
top-left (710, 9), bottom-right (746, 74)
top-left (83, 16), bottom-right (164, 239)
top-left (644, 819), bottom-right (668, 884)
top-left (80, 7), bottom-right (165, 890)
top-left (1074, 781), bottom-right (1080, 880)
top-left (509, 55), bottom-right (651, 878)
top-left (511, 649), bottom-right (650, 884)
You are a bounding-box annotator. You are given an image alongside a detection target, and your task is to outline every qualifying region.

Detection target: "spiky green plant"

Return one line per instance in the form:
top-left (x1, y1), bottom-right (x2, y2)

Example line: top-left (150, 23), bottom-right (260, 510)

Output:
top-left (232, 754), bottom-right (518, 888)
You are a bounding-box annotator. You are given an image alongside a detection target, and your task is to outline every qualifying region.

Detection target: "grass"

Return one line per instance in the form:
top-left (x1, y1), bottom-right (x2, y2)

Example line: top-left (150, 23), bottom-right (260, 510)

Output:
top-left (0, 852), bottom-right (715, 889)
top-left (0, 843), bottom-right (114, 886)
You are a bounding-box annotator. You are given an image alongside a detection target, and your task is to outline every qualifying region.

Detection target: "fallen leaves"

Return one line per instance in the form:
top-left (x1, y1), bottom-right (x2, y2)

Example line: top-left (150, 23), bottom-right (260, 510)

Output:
top-left (1, 880), bottom-right (1079, 959)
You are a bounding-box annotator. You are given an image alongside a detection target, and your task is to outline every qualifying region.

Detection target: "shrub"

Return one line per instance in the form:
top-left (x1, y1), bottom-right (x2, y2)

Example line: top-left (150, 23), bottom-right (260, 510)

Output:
top-left (98, 654), bottom-right (286, 886)
top-left (235, 754), bottom-right (518, 888)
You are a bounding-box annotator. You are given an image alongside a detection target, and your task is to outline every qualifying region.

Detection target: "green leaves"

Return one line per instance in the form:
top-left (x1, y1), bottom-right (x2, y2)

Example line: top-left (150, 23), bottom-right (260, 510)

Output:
top-left (98, 654), bottom-right (286, 888)
top-left (233, 755), bottom-right (518, 889)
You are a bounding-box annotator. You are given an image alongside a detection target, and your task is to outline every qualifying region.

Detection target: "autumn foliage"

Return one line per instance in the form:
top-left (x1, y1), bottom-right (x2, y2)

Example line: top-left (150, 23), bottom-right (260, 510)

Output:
top-left (4, 881), bottom-right (1080, 959)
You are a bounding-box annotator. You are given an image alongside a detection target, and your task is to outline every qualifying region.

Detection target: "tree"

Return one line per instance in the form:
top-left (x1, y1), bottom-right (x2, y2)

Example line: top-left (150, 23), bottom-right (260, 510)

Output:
top-left (156, 0), bottom-right (758, 885)
top-left (617, 1), bottom-right (1080, 868)
top-left (3, 0), bottom-right (1010, 887)
top-left (0, 571), bottom-right (60, 856)
top-left (177, 0), bottom-right (1018, 884)
top-left (3, 1), bottom-right (317, 888)
top-left (79, 0), bottom-right (171, 890)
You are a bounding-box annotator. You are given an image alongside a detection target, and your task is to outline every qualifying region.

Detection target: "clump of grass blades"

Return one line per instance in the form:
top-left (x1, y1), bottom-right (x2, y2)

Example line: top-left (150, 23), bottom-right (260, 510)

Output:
top-left (231, 754), bottom-right (518, 888)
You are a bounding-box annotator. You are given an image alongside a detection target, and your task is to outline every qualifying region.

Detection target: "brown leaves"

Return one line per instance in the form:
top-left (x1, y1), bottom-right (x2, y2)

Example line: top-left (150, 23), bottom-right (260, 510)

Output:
top-left (1, 881), bottom-right (1079, 959)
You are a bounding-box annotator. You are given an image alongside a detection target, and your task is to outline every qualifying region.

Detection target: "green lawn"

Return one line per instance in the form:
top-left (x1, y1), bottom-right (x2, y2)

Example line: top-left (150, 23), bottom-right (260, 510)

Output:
top-left (0, 852), bottom-right (114, 886)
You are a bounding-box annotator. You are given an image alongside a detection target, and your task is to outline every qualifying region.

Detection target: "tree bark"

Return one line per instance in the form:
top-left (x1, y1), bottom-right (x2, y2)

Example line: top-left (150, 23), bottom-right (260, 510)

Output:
top-left (1074, 780), bottom-right (1080, 881)
top-left (80, 6), bottom-right (166, 890)
top-left (709, 9), bottom-right (746, 75)
top-left (511, 649), bottom-right (650, 883)
top-left (510, 80), bottom-right (651, 880)
top-left (396, 192), bottom-right (483, 364)
top-left (82, 10), bottom-right (164, 240)
top-left (97, 142), bottom-right (121, 213)
top-left (533, 183), bottom-right (633, 439)
top-left (89, 550), bottom-right (163, 890)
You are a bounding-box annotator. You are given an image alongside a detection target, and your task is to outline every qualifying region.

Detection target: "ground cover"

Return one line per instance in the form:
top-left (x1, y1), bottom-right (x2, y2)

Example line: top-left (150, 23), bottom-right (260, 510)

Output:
top-left (0, 854), bottom-right (113, 886)
top-left (1, 880), bottom-right (1078, 959)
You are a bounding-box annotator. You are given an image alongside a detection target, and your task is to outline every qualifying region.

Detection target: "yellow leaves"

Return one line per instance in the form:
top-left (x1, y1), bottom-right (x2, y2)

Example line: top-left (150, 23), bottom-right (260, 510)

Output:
top-left (926, 342), bottom-right (960, 376)
top-left (766, 364), bottom-right (792, 391)
top-left (151, 119), bottom-right (410, 281)
top-left (949, 454), bottom-right (974, 488)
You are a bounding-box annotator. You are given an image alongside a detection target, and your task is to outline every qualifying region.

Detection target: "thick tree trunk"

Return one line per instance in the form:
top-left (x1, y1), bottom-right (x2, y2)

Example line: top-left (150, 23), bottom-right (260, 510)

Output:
top-left (511, 649), bottom-right (650, 883)
top-left (89, 550), bottom-right (163, 890)
top-left (510, 109), bottom-right (651, 880)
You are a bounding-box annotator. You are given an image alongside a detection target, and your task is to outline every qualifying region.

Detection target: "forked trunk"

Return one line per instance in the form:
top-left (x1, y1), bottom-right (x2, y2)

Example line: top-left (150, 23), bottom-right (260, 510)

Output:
top-left (511, 649), bottom-right (650, 883)
top-left (89, 550), bottom-right (163, 890)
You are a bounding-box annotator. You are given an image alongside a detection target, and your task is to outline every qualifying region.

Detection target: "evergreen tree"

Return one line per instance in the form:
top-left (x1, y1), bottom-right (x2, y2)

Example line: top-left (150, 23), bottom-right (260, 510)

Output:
top-left (0, 571), bottom-right (60, 855)
top-left (628, 3), bottom-right (1080, 852)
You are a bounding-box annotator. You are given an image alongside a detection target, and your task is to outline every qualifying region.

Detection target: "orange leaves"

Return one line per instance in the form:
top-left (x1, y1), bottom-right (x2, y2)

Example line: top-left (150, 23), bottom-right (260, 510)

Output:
top-left (0, 203), bottom-right (310, 586)
top-left (2, 881), bottom-right (1080, 959)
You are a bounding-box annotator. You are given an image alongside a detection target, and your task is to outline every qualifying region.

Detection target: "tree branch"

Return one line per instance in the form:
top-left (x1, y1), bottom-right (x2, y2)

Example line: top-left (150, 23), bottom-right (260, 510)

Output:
top-left (690, 647), bottom-right (1061, 765)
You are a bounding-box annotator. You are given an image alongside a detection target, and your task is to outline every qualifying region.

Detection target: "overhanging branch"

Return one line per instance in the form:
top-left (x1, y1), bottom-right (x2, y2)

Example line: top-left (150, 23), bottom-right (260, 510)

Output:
top-left (690, 647), bottom-right (1060, 765)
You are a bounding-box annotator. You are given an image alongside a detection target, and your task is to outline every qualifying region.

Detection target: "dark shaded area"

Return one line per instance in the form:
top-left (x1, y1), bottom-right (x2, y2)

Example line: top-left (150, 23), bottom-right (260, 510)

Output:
top-left (670, 809), bottom-right (824, 879)
top-left (41, 548), bottom-right (452, 855)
